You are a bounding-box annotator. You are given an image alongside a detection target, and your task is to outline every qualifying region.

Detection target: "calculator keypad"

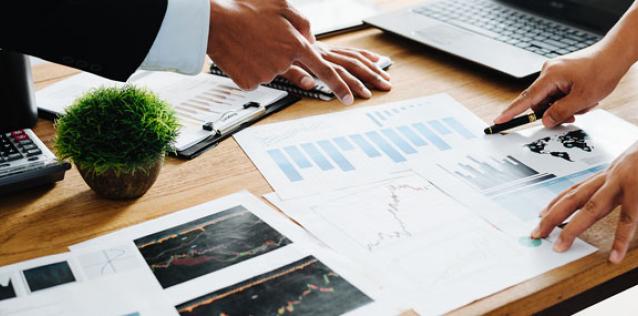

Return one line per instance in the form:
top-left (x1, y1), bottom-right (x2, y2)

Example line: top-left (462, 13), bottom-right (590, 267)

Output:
top-left (0, 130), bottom-right (49, 176)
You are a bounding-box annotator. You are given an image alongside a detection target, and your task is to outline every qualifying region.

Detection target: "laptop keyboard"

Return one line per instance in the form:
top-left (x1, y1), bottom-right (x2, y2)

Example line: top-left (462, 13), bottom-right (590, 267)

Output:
top-left (413, 0), bottom-right (602, 58)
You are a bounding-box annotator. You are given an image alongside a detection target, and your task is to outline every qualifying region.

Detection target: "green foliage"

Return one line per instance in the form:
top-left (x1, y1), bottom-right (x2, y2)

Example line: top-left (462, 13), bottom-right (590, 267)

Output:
top-left (54, 85), bottom-right (179, 175)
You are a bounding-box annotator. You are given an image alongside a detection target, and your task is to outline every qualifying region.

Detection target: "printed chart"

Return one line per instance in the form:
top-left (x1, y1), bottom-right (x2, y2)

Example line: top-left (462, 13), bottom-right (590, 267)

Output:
top-left (304, 174), bottom-right (459, 253)
top-left (134, 206), bottom-right (292, 288)
top-left (78, 246), bottom-right (140, 279)
top-left (236, 94), bottom-right (487, 198)
top-left (437, 154), bottom-right (556, 196)
top-left (176, 256), bottom-right (372, 316)
top-left (491, 164), bottom-right (608, 222)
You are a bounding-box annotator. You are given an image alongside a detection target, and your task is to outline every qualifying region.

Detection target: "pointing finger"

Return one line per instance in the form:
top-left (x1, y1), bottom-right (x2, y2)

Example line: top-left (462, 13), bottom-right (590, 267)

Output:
top-left (280, 66), bottom-right (316, 90)
top-left (554, 181), bottom-right (619, 252)
top-left (495, 75), bottom-right (560, 124)
top-left (298, 42), bottom-right (354, 105)
top-left (533, 174), bottom-right (605, 239)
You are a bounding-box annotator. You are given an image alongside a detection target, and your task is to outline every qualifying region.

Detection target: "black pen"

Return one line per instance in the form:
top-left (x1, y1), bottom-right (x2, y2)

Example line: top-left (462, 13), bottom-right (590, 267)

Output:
top-left (484, 109), bottom-right (546, 135)
top-left (484, 93), bottom-right (565, 135)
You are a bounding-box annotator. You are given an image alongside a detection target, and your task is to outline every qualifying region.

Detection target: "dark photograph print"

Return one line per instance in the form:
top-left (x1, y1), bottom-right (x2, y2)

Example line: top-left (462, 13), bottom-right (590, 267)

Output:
top-left (135, 206), bottom-right (292, 288)
top-left (176, 256), bottom-right (373, 316)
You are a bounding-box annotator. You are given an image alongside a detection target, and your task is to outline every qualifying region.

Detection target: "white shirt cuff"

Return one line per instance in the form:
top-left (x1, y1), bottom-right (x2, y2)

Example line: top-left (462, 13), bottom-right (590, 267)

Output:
top-left (140, 0), bottom-right (210, 75)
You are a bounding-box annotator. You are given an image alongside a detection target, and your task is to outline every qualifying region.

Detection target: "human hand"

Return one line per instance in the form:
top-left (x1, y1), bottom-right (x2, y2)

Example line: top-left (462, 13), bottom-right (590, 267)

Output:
top-left (208, 0), bottom-right (354, 104)
top-left (532, 142), bottom-right (638, 263)
top-left (280, 43), bottom-right (392, 100)
top-left (494, 45), bottom-right (631, 127)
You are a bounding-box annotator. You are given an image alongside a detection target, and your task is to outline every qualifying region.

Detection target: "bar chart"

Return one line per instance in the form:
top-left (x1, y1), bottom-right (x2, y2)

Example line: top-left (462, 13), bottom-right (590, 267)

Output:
top-left (438, 154), bottom-right (557, 197)
top-left (491, 164), bottom-right (607, 222)
top-left (267, 117), bottom-right (477, 182)
top-left (236, 94), bottom-right (489, 198)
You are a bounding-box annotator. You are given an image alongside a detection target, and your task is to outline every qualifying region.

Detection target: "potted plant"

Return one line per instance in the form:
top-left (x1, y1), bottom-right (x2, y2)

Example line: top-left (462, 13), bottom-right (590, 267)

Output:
top-left (54, 86), bottom-right (179, 200)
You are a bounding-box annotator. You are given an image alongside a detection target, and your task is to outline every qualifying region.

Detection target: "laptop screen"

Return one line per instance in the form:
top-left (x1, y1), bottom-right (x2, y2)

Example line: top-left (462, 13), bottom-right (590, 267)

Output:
top-left (504, 0), bottom-right (633, 32)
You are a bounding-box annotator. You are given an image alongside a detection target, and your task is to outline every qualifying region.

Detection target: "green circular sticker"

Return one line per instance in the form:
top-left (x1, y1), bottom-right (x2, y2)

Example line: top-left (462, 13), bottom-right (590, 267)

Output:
top-left (519, 236), bottom-right (542, 248)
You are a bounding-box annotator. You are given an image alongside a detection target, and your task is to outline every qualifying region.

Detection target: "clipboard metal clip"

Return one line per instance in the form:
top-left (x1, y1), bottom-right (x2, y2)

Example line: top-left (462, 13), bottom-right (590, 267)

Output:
top-left (202, 102), bottom-right (263, 134)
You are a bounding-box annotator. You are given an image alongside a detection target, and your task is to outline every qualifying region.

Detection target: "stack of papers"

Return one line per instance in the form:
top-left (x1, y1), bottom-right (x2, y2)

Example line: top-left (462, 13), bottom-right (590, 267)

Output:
top-left (233, 93), bottom-right (638, 314)
top-left (7, 93), bottom-right (636, 315)
top-left (0, 192), bottom-right (404, 315)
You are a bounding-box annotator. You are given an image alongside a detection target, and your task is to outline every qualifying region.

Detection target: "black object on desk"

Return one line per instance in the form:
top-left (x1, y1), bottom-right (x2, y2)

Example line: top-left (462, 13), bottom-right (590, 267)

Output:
top-left (0, 52), bottom-right (70, 195)
top-left (0, 51), bottom-right (38, 133)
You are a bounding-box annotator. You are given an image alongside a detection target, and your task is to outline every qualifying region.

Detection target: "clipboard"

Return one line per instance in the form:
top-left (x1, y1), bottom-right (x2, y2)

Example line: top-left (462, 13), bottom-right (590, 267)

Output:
top-left (175, 94), bottom-right (300, 159)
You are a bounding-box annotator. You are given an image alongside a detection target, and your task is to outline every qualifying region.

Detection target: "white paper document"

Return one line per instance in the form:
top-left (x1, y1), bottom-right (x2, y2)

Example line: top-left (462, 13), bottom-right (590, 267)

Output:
top-left (65, 191), bottom-right (403, 316)
top-left (235, 94), bottom-right (488, 199)
top-left (265, 169), bottom-right (597, 315)
top-left (430, 110), bottom-right (638, 227)
top-left (36, 71), bottom-right (288, 152)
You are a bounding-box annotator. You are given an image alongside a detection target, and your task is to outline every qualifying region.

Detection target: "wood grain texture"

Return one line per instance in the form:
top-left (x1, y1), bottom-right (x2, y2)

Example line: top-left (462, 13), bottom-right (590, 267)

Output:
top-left (3, 4), bottom-right (638, 315)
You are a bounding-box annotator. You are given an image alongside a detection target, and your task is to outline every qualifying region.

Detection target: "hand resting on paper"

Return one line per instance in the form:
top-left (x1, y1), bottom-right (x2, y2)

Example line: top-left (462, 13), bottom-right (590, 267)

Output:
top-left (280, 43), bottom-right (392, 100)
top-left (491, 2), bottom-right (638, 263)
top-left (532, 142), bottom-right (638, 264)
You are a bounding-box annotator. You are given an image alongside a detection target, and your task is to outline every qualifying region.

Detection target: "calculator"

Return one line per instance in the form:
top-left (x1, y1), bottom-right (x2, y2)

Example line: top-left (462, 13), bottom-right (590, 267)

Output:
top-left (0, 129), bottom-right (70, 195)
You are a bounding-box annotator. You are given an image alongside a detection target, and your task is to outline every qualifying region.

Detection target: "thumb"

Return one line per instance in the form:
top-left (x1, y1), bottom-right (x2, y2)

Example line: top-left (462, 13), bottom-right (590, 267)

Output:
top-left (543, 93), bottom-right (589, 128)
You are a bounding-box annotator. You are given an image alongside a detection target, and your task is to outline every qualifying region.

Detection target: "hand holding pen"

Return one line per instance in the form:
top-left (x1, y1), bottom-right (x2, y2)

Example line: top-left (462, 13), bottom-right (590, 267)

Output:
top-left (484, 29), bottom-right (638, 263)
top-left (490, 45), bottom-right (628, 131)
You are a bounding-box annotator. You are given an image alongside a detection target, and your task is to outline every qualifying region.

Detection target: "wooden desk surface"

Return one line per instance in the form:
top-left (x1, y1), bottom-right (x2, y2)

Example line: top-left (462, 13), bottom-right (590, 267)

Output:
top-left (3, 6), bottom-right (638, 315)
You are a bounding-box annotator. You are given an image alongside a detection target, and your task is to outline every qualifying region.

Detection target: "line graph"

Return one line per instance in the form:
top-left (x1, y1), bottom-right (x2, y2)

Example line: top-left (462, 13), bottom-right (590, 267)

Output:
top-left (78, 246), bottom-right (140, 279)
top-left (309, 174), bottom-right (459, 253)
top-left (134, 206), bottom-right (292, 288)
top-left (176, 256), bottom-right (372, 316)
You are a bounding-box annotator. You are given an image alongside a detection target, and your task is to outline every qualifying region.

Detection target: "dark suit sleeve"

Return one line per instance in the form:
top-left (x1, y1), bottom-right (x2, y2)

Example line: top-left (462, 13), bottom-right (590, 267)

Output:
top-left (0, 0), bottom-right (168, 81)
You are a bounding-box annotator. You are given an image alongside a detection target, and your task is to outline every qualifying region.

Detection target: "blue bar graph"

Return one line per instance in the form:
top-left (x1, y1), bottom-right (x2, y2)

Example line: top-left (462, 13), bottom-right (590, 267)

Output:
top-left (333, 137), bottom-right (355, 151)
top-left (381, 129), bottom-right (417, 154)
top-left (267, 149), bottom-right (303, 182)
top-left (413, 123), bottom-right (452, 151)
top-left (268, 115), bottom-right (480, 182)
top-left (428, 120), bottom-right (452, 135)
top-left (350, 134), bottom-right (382, 158)
top-left (366, 113), bottom-right (382, 127)
top-left (301, 143), bottom-right (334, 171)
top-left (365, 131), bottom-right (407, 163)
top-left (283, 146), bottom-right (312, 169)
top-left (397, 126), bottom-right (427, 147)
top-left (443, 117), bottom-right (476, 139)
top-left (318, 140), bottom-right (355, 172)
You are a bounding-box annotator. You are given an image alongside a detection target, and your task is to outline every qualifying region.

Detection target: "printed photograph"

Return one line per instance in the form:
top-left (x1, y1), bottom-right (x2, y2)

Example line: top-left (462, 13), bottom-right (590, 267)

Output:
top-left (135, 206), bottom-right (292, 288)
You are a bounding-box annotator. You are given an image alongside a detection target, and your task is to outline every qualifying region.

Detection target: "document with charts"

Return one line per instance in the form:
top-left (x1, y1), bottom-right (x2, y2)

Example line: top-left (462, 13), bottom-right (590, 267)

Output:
top-left (429, 110), bottom-right (638, 228)
top-left (265, 169), bottom-right (596, 315)
top-left (69, 192), bottom-right (404, 316)
top-left (235, 94), bottom-right (487, 199)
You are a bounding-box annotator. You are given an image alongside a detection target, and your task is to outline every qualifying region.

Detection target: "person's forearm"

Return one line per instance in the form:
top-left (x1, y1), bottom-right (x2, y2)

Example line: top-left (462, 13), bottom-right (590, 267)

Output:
top-left (598, 2), bottom-right (638, 72)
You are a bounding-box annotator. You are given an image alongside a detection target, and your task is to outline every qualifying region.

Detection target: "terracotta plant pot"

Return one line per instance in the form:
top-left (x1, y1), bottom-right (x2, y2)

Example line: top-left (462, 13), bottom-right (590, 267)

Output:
top-left (77, 159), bottom-right (163, 200)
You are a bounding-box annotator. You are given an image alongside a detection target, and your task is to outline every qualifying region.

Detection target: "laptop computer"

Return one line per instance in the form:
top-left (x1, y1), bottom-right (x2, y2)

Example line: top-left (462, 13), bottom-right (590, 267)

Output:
top-left (365, 0), bottom-right (632, 78)
top-left (291, 0), bottom-right (379, 38)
